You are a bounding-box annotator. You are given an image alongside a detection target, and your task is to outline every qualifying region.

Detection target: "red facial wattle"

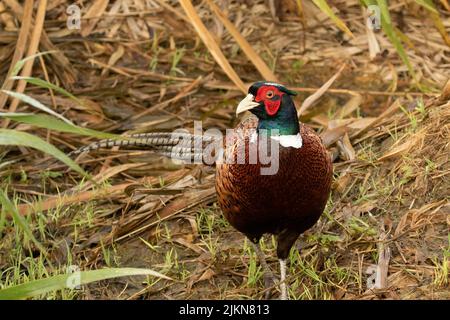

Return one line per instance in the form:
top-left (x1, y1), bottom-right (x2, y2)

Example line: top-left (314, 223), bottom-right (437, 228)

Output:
top-left (264, 99), bottom-right (281, 116)
top-left (255, 86), bottom-right (284, 117)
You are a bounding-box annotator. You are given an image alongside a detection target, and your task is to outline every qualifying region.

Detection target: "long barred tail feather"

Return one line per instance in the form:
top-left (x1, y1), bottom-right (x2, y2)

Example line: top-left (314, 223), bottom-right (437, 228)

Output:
top-left (69, 132), bottom-right (220, 164)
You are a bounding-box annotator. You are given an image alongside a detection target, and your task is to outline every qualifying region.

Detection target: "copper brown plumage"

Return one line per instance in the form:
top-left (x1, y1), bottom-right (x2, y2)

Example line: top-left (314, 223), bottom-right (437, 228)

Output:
top-left (216, 118), bottom-right (332, 259)
top-left (71, 82), bottom-right (333, 300)
top-left (218, 82), bottom-right (332, 300)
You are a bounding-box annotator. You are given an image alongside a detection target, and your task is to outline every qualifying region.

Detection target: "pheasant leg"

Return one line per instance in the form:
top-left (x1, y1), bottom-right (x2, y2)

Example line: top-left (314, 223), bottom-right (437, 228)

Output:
top-left (250, 241), bottom-right (276, 299)
top-left (279, 259), bottom-right (288, 300)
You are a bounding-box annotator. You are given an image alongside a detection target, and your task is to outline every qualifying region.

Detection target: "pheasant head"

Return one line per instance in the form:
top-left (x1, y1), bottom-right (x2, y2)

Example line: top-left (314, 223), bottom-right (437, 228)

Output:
top-left (236, 82), bottom-right (299, 136)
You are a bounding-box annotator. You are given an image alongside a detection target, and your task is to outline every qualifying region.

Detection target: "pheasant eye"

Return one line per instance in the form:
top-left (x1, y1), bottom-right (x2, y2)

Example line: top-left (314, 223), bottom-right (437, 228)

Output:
top-left (266, 90), bottom-right (274, 98)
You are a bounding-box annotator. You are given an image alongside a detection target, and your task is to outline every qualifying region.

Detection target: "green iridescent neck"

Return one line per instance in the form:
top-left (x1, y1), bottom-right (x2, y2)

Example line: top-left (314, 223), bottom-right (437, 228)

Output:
top-left (257, 97), bottom-right (300, 136)
top-left (257, 119), bottom-right (299, 136)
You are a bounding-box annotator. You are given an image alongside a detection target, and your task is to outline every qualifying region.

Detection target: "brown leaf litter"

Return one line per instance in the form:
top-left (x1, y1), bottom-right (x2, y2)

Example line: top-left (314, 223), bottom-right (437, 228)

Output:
top-left (0, 0), bottom-right (448, 299)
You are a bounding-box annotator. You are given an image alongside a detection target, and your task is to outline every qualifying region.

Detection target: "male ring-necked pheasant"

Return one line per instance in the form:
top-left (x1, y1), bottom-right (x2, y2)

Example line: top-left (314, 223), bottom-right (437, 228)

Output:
top-left (72, 82), bottom-right (333, 300)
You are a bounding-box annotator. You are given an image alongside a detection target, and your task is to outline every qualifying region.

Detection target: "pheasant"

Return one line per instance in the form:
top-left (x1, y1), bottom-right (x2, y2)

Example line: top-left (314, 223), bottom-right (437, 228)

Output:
top-left (72, 82), bottom-right (333, 300)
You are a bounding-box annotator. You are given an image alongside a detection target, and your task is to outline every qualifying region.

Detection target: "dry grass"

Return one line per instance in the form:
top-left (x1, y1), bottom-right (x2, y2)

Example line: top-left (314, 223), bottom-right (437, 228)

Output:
top-left (0, 0), bottom-right (449, 299)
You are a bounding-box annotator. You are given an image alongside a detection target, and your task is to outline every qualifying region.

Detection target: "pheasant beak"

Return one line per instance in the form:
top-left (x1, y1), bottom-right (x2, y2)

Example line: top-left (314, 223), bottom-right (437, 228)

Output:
top-left (236, 94), bottom-right (260, 115)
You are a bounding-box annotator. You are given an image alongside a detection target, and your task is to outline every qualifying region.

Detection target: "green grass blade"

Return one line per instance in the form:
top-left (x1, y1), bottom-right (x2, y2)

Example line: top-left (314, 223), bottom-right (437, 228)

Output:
top-left (375, 0), bottom-right (417, 82)
top-left (0, 203), bottom-right (6, 237)
top-left (360, 0), bottom-right (375, 6)
top-left (361, 0), bottom-right (419, 85)
top-left (376, 0), bottom-right (391, 24)
top-left (10, 51), bottom-right (57, 77)
top-left (430, 13), bottom-right (450, 46)
top-left (415, 0), bottom-right (450, 46)
top-left (414, 0), bottom-right (438, 13)
top-left (0, 113), bottom-right (119, 139)
top-left (0, 129), bottom-right (88, 177)
top-left (0, 190), bottom-right (46, 254)
top-left (312, 0), bottom-right (354, 38)
top-left (2, 90), bottom-right (74, 125)
top-left (0, 268), bottom-right (171, 300)
top-left (10, 76), bottom-right (83, 105)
